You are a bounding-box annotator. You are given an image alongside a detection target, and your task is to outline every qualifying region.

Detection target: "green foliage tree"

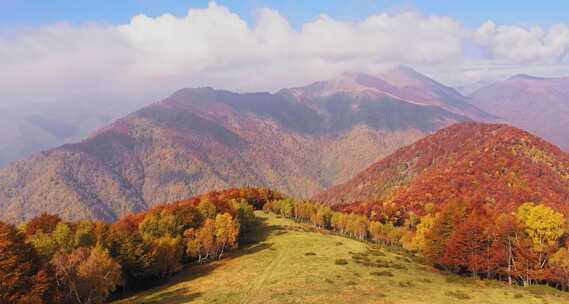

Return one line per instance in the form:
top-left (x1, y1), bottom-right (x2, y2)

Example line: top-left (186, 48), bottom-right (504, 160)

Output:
top-left (29, 231), bottom-right (58, 259)
top-left (231, 199), bottom-right (255, 231)
top-left (198, 199), bottom-right (217, 219)
top-left (74, 221), bottom-right (96, 248)
top-left (148, 236), bottom-right (183, 279)
top-left (53, 222), bottom-right (74, 253)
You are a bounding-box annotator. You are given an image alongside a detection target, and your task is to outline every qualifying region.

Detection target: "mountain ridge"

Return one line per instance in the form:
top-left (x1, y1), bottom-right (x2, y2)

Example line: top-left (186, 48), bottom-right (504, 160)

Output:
top-left (468, 74), bottom-right (569, 151)
top-left (0, 70), bottom-right (493, 223)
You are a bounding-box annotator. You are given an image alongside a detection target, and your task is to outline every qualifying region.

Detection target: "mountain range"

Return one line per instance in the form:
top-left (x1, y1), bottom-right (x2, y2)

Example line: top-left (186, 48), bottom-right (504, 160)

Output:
top-left (3, 66), bottom-right (569, 224)
top-left (0, 99), bottom-right (140, 167)
top-left (0, 67), bottom-right (490, 223)
top-left (468, 74), bottom-right (569, 151)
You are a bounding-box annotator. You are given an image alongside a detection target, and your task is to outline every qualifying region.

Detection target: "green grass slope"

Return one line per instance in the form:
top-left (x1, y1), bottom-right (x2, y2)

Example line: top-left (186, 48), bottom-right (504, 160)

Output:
top-left (115, 212), bottom-right (569, 304)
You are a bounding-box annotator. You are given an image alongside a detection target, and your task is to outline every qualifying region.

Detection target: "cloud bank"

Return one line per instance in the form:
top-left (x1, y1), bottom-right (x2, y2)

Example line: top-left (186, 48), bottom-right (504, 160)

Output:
top-left (1, 1), bottom-right (569, 108)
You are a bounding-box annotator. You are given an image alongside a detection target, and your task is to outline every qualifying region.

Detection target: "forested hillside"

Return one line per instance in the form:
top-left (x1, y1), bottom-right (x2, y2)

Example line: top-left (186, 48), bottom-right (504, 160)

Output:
top-left (309, 122), bottom-right (569, 289)
top-left (314, 122), bottom-right (569, 215)
top-left (0, 68), bottom-right (487, 223)
top-left (0, 187), bottom-right (282, 303)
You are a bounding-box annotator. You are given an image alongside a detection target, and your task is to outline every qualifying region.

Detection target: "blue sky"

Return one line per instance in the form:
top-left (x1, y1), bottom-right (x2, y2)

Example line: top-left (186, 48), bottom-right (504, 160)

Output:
top-left (1, 0), bottom-right (568, 29)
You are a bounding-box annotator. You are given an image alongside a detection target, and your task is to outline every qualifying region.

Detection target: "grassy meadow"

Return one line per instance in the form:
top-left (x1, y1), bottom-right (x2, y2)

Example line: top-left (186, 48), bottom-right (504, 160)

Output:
top-left (114, 211), bottom-right (569, 304)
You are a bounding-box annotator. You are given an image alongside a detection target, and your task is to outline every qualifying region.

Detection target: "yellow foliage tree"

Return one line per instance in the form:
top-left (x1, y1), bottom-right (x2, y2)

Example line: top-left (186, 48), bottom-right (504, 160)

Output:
top-left (516, 202), bottom-right (565, 252)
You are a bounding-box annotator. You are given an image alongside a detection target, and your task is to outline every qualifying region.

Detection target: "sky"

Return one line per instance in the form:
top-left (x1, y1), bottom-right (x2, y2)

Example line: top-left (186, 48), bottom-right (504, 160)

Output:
top-left (1, 1), bottom-right (569, 108)
top-left (2, 1), bottom-right (568, 29)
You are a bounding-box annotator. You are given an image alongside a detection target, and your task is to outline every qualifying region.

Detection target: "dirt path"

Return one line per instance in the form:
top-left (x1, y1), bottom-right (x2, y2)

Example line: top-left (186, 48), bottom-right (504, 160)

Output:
top-left (239, 236), bottom-right (289, 304)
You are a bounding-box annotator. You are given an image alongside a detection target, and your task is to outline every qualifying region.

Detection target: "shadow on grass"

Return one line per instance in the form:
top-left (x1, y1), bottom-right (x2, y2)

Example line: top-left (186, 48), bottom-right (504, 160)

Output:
top-left (136, 290), bottom-right (203, 304)
top-left (112, 215), bottom-right (276, 302)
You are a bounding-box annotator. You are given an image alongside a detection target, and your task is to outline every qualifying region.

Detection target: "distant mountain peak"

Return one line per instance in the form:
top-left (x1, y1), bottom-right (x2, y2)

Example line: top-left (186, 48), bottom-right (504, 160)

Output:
top-left (508, 74), bottom-right (547, 81)
top-left (0, 72), bottom-right (493, 223)
top-left (282, 72), bottom-right (400, 100)
top-left (391, 64), bottom-right (423, 76)
top-left (468, 73), bottom-right (569, 151)
top-left (381, 65), bottom-right (436, 88)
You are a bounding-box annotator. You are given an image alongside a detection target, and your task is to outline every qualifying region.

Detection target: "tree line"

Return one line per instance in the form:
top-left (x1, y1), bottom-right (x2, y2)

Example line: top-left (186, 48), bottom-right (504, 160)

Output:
top-left (0, 187), bottom-right (283, 304)
top-left (263, 198), bottom-right (569, 290)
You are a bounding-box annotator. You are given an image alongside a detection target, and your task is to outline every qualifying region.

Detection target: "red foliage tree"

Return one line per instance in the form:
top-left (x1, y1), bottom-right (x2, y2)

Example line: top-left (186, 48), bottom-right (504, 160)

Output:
top-left (442, 210), bottom-right (496, 278)
top-left (25, 213), bottom-right (62, 236)
top-left (0, 221), bottom-right (57, 303)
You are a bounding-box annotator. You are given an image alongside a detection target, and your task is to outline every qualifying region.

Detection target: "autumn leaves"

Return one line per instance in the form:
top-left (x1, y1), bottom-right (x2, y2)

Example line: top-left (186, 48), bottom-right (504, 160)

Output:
top-left (185, 210), bottom-right (240, 263)
top-left (264, 197), bottom-right (569, 291)
top-left (0, 187), bottom-right (281, 304)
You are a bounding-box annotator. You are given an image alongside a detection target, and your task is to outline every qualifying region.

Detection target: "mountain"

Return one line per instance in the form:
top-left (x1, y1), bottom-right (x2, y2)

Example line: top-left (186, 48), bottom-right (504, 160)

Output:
top-left (455, 79), bottom-right (495, 96)
top-left (0, 71), bottom-right (488, 223)
top-left (313, 122), bottom-right (569, 216)
top-left (379, 66), bottom-right (497, 121)
top-left (0, 100), bottom-right (139, 167)
top-left (469, 74), bottom-right (569, 151)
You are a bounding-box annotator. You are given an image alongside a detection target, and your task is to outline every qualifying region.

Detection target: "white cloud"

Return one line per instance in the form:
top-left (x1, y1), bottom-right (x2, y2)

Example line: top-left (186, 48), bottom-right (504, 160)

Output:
top-left (473, 21), bottom-right (569, 63)
top-left (0, 2), bottom-right (467, 108)
top-left (1, 1), bottom-right (569, 111)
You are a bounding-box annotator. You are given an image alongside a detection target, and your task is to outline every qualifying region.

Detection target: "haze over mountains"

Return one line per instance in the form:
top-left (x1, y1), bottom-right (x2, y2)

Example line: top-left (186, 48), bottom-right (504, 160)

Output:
top-left (3, 66), bottom-right (569, 168)
top-left (0, 67), bottom-right (489, 223)
top-left (3, 65), bottom-right (569, 224)
top-left (468, 74), bottom-right (569, 151)
top-left (0, 99), bottom-right (146, 167)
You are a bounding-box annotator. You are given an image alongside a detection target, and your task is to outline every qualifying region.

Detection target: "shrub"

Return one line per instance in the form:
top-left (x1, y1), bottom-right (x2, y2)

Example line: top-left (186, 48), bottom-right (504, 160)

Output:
top-left (445, 274), bottom-right (474, 285)
top-left (359, 261), bottom-right (374, 267)
top-left (444, 290), bottom-right (471, 300)
top-left (398, 281), bottom-right (414, 288)
top-left (370, 271), bottom-right (393, 277)
top-left (374, 260), bottom-right (391, 268)
top-left (335, 242), bottom-right (343, 246)
top-left (513, 293), bottom-right (523, 299)
top-left (369, 250), bottom-right (386, 257)
top-left (305, 252), bottom-right (316, 256)
top-left (335, 259), bottom-right (348, 265)
top-left (395, 256), bottom-right (412, 263)
top-left (390, 263), bottom-right (407, 270)
top-left (351, 255), bottom-right (370, 262)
